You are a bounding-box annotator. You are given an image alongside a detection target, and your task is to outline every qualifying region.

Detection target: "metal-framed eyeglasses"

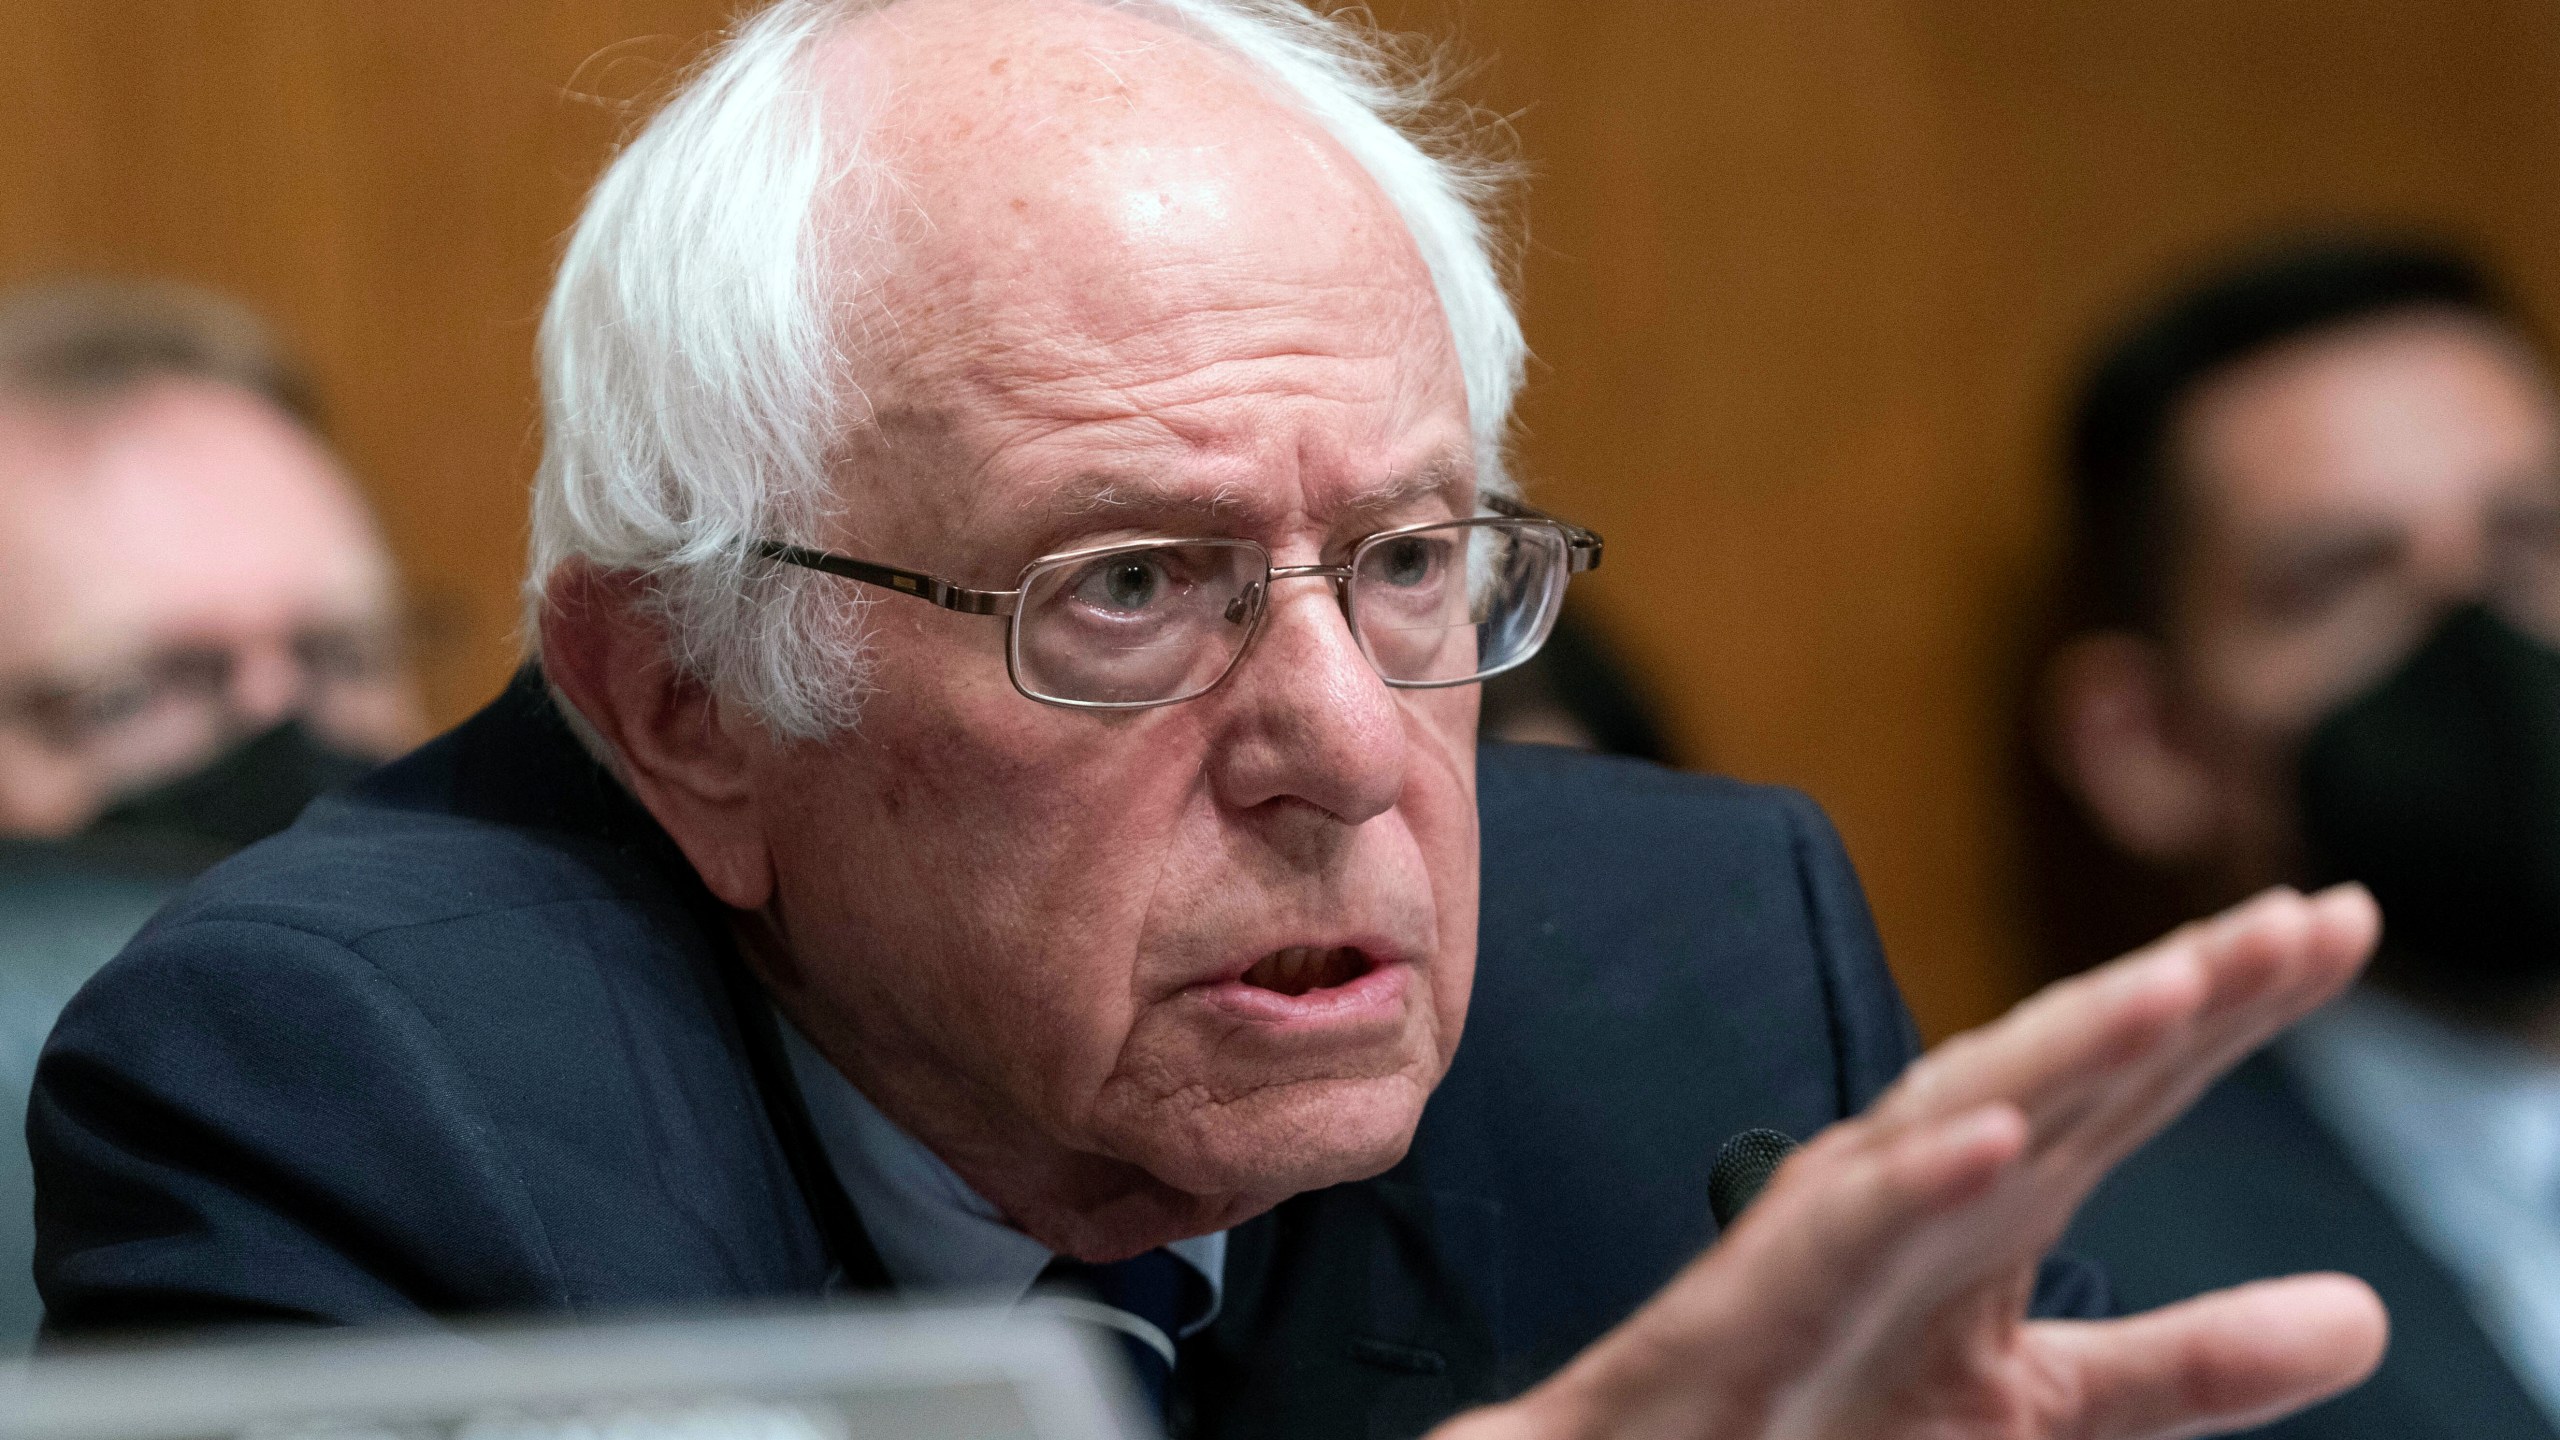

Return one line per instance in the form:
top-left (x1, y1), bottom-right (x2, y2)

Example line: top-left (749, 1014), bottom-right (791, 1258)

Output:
top-left (755, 493), bottom-right (1603, 710)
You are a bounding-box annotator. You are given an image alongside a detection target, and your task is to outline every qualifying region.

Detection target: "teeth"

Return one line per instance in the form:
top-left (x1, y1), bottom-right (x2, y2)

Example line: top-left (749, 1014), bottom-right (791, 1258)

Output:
top-left (1242, 945), bottom-right (1364, 997)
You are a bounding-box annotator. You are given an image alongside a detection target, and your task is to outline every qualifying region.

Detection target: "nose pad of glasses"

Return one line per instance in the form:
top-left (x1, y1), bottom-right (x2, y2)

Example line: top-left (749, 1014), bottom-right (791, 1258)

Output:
top-left (1224, 585), bottom-right (1262, 627)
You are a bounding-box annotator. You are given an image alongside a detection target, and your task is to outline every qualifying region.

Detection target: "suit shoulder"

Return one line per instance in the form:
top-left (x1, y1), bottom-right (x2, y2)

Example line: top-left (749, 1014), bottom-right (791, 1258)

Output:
top-left (1474, 737), bottom-right (1873, 917)
top-left (1478, 742), bottom-right (1821, 834)
top-left (137, 787), bottom-right (655, 952)
top-left (1475, 745), bottom-right (1906, 1099)
top-left (1476, 744), bottom-right (1858, 915)
top-left (79, 772), bottom-right (732, 1103)
top-left (1406, 748), bottom-right (1912, 1376)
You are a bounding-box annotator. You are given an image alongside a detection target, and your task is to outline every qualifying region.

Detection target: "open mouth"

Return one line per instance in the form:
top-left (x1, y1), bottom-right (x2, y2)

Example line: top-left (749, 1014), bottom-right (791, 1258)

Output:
top-left (1239, 945), bottom-right (1377, 998)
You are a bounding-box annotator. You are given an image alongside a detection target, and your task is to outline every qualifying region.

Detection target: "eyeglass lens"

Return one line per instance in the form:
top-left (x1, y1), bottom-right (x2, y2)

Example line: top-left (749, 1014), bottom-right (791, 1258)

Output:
top-left (1350, 522), bottom-right (1568, 687)
top-left (1009, 522), bottom-right (1568, 707)
top-left (1013, 541), bottom-right (1269, 706)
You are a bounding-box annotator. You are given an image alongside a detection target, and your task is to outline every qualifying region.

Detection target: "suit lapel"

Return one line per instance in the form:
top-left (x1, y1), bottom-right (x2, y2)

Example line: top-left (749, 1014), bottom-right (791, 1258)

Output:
top-left (2252, 1055), bottom-right (2558, 1440)
top-left (715, 941), bottom-right (895, 1296)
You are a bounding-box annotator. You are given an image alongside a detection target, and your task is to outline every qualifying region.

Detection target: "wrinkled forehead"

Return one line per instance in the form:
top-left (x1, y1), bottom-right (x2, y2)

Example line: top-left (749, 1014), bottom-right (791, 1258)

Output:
top-left (808, 0), bottom-right (1467, 541)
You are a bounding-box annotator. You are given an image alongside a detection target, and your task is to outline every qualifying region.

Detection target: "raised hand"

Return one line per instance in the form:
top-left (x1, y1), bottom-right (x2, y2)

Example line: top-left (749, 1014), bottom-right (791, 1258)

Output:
top-left (1435, 884), bottom-right (2386, 1440)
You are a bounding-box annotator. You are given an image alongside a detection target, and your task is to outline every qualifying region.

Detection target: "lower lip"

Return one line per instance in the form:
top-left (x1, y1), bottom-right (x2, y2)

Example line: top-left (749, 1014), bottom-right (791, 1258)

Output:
top-left (1191, 959), bottom-right (1413, 1029)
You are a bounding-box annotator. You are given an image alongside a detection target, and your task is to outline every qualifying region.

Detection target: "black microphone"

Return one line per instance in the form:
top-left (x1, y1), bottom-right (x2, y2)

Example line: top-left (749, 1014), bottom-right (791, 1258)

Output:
top-left (1708, 1128), bottom-right (1799, 1231)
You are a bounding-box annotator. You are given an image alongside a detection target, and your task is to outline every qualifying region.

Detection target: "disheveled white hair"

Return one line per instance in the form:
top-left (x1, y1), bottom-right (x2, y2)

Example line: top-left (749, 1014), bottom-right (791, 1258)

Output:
top-left (527, 0), bottom-right (1527, 739)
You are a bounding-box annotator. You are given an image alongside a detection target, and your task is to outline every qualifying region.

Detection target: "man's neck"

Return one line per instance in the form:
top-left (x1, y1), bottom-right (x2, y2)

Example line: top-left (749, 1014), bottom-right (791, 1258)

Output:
top-left (735, 914), bottom-right (1271, 1262)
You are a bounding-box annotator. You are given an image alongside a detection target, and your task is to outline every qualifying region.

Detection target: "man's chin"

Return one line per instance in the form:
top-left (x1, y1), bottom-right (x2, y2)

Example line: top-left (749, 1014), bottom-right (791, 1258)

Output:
top-left (1115, 1072), bottom-right (1432, 1199)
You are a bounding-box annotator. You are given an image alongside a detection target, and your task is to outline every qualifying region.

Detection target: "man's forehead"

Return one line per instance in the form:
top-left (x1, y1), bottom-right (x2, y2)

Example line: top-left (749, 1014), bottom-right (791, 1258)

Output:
top-left (854, 394), bottom-right (1475, 551)
top-left (835, 0), bottom-right (1289, 134)
top-left (2184, 314), bottom-right (2560, 530)
top-left (818, 0), bottom-right (1422, 308)
top-left (811, 0), bottom-right (1470, 559)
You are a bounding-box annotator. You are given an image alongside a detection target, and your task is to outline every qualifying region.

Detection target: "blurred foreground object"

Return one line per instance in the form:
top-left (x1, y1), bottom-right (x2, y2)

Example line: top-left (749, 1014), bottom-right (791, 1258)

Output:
top-left (2033, 234), bottom-right (2560, 1437)
top-left (0, 1302), bottom-right (1147, 1440)
top-left (0, 279), bottom-right (425, 839)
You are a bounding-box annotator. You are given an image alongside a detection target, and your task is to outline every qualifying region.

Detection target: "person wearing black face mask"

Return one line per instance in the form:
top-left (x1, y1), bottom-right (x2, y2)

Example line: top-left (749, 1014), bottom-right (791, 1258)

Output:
top-left (0, 280), bottom-right (426, 1352)
top-left (2302, 602), bottom-right (2560, 1027)
top-left (2031, 238), bottom-right (2560, 1440)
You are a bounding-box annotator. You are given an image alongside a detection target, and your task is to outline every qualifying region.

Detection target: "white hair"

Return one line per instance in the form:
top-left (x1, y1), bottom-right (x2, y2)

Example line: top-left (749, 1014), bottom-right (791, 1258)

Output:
top-left (527, 0), bottom-right (1527, 739)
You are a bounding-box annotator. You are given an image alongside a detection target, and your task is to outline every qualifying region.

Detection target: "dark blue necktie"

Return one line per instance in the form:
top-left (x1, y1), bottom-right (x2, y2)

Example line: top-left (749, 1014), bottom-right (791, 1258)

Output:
top-left (1036, 1249), bottom-right (1208, 1420)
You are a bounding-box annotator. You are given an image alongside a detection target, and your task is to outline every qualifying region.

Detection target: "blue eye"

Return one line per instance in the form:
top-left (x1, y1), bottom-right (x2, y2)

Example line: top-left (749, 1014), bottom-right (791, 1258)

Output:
top-left (1077, 556), bottom-right (1167, 613)
top-left (1374, 536), bottom-right (1439, 587)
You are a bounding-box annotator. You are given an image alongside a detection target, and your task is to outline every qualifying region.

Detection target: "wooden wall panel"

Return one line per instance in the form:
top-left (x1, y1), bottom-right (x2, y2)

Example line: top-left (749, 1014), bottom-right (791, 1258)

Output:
top-left (0, 0), bottom-right (733, 724)
top-left (8, 0), bottom-right (2559, 1039)
top-left (1366, 0), bottom-right (2560, 1037)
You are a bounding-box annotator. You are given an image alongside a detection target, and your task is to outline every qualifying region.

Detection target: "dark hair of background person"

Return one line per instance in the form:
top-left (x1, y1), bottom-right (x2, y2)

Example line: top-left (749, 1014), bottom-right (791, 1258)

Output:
top-left (1479, 602), bottom-right (1681, 767)
top-left (0, 277), bottom-right (323, 432)
top-left (2018, 233), bottom-right (2541, 979)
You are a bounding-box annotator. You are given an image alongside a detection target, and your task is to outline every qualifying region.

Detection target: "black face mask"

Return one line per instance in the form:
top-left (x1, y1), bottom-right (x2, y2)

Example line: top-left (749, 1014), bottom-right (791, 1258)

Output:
top-left (2300, 603), bottom-right (2560, 1016)
top-left (83, 719), bottom-right (380, 863)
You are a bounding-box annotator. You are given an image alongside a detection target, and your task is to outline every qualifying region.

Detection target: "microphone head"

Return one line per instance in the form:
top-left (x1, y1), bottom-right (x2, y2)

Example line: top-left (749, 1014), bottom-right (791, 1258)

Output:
top-left (1708, 1127), bottom-right (1799, 1231)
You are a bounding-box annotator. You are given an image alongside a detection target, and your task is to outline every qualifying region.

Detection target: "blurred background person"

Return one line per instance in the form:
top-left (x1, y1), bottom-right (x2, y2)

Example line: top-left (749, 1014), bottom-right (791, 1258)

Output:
top-left (0, 278), bottom-right (428, 1348)
top-left (2035, 237), bottom-right (2560, 1438)
top-left (0, 279), bottom-right (426, 849)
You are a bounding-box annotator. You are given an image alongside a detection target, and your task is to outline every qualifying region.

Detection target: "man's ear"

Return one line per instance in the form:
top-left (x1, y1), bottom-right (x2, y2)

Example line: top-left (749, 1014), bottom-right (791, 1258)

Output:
top-left (2041, 631), bottom-right (2220, 866)
top-left (539, 564), bottom-right (777, 910)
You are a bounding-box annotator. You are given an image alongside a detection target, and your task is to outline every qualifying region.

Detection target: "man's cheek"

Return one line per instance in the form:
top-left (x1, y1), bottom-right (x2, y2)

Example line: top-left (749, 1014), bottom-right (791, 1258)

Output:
top-left (1008, 780), bottom-right (1205, 1081)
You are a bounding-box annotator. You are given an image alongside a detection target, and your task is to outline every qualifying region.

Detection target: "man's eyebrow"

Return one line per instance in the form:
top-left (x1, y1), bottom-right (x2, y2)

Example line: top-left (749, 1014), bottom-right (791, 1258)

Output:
top-left (1335, 457), bottom-right (1476, 519)
top-left (1046, 456), bottom-right (1475, 524)
top-left (2245, 522), bottom-right (2406, 585)
top-left (1050, 476), bottom-right (1257, 520)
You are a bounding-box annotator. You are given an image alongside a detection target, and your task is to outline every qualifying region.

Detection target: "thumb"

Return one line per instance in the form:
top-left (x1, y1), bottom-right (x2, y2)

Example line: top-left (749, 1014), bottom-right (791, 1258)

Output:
top-left (2039, 1272), bottom-right (2387, 1440)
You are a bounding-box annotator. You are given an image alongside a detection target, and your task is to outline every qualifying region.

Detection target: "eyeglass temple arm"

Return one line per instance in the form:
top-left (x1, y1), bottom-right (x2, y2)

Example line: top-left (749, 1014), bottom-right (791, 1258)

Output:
top-left (1482, 492), bottom-right (1605, 574)
top-left (758, 497), bottom-right (1600, 611)
top-left (754, 540), bottom-right (1020, 616)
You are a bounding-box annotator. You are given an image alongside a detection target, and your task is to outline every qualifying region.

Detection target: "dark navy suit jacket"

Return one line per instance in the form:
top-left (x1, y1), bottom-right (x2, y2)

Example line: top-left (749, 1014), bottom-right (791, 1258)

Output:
top-left (29, 675), bottom-right (2100, 1437)
top-left (2069, 1050), bottom-right (2553, 1440)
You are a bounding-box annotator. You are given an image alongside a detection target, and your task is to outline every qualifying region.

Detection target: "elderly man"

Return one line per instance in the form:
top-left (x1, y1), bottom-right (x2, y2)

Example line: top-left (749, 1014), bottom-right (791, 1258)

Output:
top-left (35, 2), bottom-right (2384, 1436)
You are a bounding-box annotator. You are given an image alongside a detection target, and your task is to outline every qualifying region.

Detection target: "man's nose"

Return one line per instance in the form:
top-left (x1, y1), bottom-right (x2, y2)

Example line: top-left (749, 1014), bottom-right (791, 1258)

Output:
top-left (1204, 576), bottom-right (1408, 825)
top-left (225, 637), bottom-right (308, 729)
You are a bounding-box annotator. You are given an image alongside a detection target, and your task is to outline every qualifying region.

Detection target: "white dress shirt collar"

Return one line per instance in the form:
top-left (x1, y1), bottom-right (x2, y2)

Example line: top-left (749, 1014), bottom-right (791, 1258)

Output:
top-left (2284, 985), bottom-right (2560, 1425)
top-left (773, 1006), bottom-right (1226, 1332)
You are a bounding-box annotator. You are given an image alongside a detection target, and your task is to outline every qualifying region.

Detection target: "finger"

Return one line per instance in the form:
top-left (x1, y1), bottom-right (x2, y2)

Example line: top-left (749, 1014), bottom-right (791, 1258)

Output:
top-left (2036, 884), bottom-right (2377, 1185)
top-left (2041, 1273), bottom-right (2388, 1440)
top-left (1850, 889), bottom-right (2375, 1284)
top-left (1560, 1102), bottom-right (2030, 1423)
top-left (1885, 886), bottom-right (2371, 1160)
top-left (1871, 924), bottom-right (2211, 1134)
top-left (1719, 1102), bottom-right (2028, 1328)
